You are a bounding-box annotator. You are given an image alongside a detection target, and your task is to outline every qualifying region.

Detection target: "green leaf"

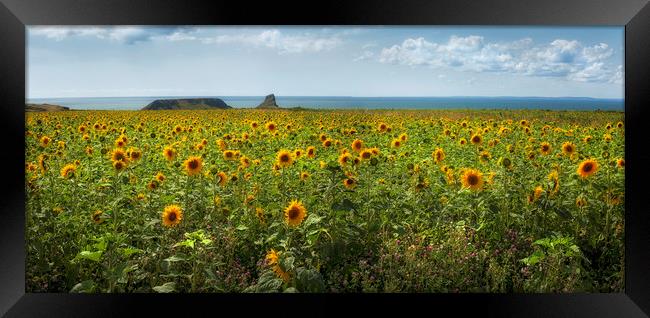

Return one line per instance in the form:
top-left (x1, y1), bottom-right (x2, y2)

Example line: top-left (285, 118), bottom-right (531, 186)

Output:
top-left (173, 239), bottom-right (195, 249)
top-left (73, 250), bottom-right (103, 263)
top-left (283, 287), bottom-right (298, 293)
top-left (120, 247), bottom-right (143, 258)
top-left (521, 250), bottom-right (545, 266)
top-left (164, 254), bottom-right (188, 262)
top-left (70, 280), bottom-right (96, 293)
top-left (295, 267), bottom-right (325, 293)
top-left (236, 225), bottom-right (249, 231)
top-left (153, 282), bottom-right (176, 293)
top-left (279, 256), bottom-right (295, 272)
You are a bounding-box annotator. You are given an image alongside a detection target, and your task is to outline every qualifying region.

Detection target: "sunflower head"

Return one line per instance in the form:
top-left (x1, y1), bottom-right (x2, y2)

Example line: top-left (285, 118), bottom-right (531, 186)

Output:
top-left (113, 159), bottom-right (126, 171)
top-left (617, 158), bottom-right (625, 168)
top-left (307, 146), bottom-right (316, 158)
top-left (284, 200), bottom-right (307, 227)
top-left (338, 152), bottom-right (352, 166)
top-left (111, 148), bottom-right (128, 162)
top-left (162, 204), bottom-right (183, 227)
top-left (577, 159), bottom-right (599, 179)
top-left (60, 163), bottom-right (76, 179)
top-left (391, 139), bottom-right (401, 148)
top-left (276, 150), bottom-right (294, 167)
top-left (540, 142), bottom-right (551, 155)
top-left (163, 146), bottom-right (176, 161)
top-left (470, 134), bottom-right (482, 145)
top-left (562, 142), bottom-right (576, 155)
top-left (343, 178), bottom-right (356, 189)
top-left (432, 148), bottom-right (445, 163)
top-left (351, 139), bottom-right (363, 152)
top-left (91, 210), bottom-right (104, 224)
top-left (184, 156), bottom-right (203, 176)
top-left (461, 169), bottom-right (483, 191)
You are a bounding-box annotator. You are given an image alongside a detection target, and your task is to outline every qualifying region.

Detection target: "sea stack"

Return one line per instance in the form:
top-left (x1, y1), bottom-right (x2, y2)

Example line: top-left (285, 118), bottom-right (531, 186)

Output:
top-left (256, 94), bottom-right (280, 109)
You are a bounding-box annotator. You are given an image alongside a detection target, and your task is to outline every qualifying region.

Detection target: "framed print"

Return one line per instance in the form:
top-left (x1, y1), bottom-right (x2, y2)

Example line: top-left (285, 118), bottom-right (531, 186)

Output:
top-left (1, 0), bottom-right (649, 316)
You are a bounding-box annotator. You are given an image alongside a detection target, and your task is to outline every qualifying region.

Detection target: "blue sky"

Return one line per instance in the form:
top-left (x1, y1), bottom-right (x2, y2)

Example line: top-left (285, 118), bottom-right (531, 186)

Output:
top-left (27, 26), bottom-right (624, 99)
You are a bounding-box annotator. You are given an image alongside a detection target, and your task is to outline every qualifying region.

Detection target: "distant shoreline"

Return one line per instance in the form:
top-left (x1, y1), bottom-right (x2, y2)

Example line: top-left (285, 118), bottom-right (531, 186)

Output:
top-left (26, 95), bottom-right (624, 112)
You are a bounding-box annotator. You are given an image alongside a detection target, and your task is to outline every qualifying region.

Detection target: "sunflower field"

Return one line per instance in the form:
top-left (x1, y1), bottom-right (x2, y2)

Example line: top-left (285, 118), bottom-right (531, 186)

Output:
top-left (25, 109), bottom-right (625, 293)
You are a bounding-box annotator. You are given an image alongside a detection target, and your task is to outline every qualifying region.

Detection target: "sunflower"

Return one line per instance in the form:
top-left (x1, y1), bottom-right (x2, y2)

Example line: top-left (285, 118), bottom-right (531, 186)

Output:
top-left (60, 163), bottom-right (76, 178)
top-left (338, 152), bottom-right (352, 166)
top-left (250, 121), bottom-right (259, 129)
top-left (351, 139), bottom-right (363, 152)
top-left (300, 171), bottom-right (310, 181)
top-left (284, 200), bottom-right (307, 227)
top-left (276, 150), bottom-right (294, 167)
top-left (461, 169), bottom-right (483, 191)
top-left (533, 186), bottom-right (544, 201)
top-left (155, 172), bottom-right (165, 182)
top-left (577, 159), bottom-right (599, 179)
top-left (223, 150), bottom-right (237, 160)
top-left (111, 148), bottom-right (128, 162)
top-left (266, 122), bottom-right (277, 132)
top-left (184, 156), bottom-right (203, 176)
top-left (562, 142), bottom-right (576, 156)
top-left (378, 122), bottom-right (388, 132)
top-left (265, 249), bottom-right (279, 266)
top-left (39, 136), bottom-right (51, 147)
top-left (617, 158), bottom-right (625, 168)
top-left (399, 133), bottom-right (408, 142)
top-left (216, 171), bottom-right (228, 186)
top-left (322, 139), bottom-right (332, 147)
top-left (576, 196), bottom-right (587, 208)
top-left (307, 146), bottom-right (316, 158)
top-left (147, 180), bottom-right (159, 190)
top-left (583, 135), bottom-right (593, 143)
top-left (479, 151), bottom-right (491, 163)
top-left (391, 139), bottom-right (402, 148)
top-left (128, 148), bottom-right (142, 161)
top-left (343, 178), bottom-right (356, 189)
top-left (540, 142), bottom-right (551, 155)
top-left (432, 148), bottom-right (445, 163)
top-left (359, 149), bottom-right (373, 161)
top-left (113, 160), bottom-right (126, 171)
top-left (240, 156), bottom-right (251, 168)
top-left (91, 210), bottom-right (104, 224)
top-left (162, 204), bottom-right (183, 227)
top-left (163, 146), bottom-right (176, 161)
top-left (616, 121), bottom-right (623, 129)
top-left (459, 138), bottom-right (467, 145)
top-left (470, 134), bottom-right (482, 145)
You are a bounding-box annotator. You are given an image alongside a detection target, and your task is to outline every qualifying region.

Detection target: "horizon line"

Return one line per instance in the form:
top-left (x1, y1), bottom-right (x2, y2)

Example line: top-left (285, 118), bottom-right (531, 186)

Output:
top-left (28, 95), bottom-right (625, 100)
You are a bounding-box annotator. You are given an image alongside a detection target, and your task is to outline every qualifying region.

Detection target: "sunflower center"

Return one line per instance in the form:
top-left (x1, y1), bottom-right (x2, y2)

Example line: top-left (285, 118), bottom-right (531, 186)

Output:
top-left (288, 208), bottom-right (300, 219)
top-left (168, 212), bottom-right (177, 221)
top-left (583, 163), bottom-right (593, 172)
top-left (467, 174), bottom-right (479, 186)
top-left (542, 145), bottom-right (549, 151)
top-left (189, 160), bottom-right (199, 169)
top-left (280, 154), bottom-right (289, 162)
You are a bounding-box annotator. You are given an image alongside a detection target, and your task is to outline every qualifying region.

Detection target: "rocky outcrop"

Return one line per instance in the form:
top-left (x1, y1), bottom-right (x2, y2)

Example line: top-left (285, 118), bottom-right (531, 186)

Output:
top-left (256, 94), bottom-right (279, 109)
top-left (142, 98), bottom-right (231, 110)
top-left (25, 104), bottom-right (70, 112)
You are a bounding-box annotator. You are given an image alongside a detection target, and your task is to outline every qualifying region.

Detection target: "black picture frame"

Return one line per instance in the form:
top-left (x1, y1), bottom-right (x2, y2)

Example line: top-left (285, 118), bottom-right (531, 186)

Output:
top-left (1, 0), bottom-right (649, 316)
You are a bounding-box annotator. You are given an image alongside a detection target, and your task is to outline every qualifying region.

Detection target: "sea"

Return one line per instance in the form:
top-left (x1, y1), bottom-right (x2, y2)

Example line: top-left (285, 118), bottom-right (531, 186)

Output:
top-left (27, 96), bottom-right (624, 111)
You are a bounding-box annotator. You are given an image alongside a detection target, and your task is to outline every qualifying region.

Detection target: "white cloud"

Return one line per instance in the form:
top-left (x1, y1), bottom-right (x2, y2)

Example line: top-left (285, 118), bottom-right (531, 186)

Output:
top-left (353, 51), bottom-right (375, 62)
top-left (375, 35), bottom-right (621, 84)
top-left (198, 29), bottom-right (342, 54)
top-left (30, 26), bottom-right (185, 44)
